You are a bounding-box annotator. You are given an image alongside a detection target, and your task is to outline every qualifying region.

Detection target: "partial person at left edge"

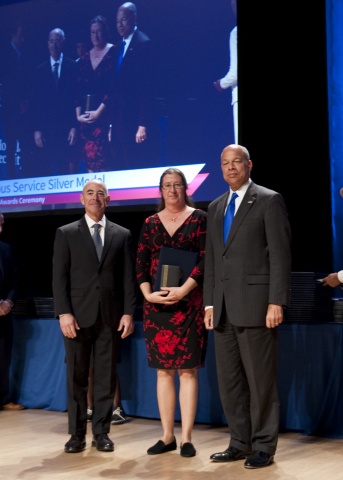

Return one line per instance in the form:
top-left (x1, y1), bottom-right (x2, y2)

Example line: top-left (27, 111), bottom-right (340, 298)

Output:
top-left (52, 179), bottom-right (136, 454)
top-left (0, 20), bottom-right (34, 180)
top-left (0, 213), bottom-right (25, 411)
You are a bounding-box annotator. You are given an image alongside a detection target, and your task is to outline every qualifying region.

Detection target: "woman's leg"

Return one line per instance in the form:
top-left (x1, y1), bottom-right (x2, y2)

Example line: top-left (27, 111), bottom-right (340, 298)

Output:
top-left (156, 368), bottom-right (176, 444)
top-left (178, 368), bottom-right (198, 444)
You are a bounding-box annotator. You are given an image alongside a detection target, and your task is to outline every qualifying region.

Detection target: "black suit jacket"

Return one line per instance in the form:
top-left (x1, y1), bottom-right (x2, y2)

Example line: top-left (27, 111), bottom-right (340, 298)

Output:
top-left (33, 55), bottom-right (77, 138)
top-left (110, 29), bottom-right (152, 142)
top-left (52, 216), bottom-right (136, 328)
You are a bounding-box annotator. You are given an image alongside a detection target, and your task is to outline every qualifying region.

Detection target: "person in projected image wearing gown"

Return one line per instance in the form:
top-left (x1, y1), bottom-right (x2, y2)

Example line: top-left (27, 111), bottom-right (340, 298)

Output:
top-left (136, 168), bottom-right (207, 458)
top-left (75, 16), bottom-right (116, 173)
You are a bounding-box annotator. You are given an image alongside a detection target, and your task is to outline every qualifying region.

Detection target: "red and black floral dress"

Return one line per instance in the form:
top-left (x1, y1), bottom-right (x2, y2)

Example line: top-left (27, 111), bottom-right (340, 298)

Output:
top-left (136, 209), bottom-right (208, 369)
top-left (76, 47), bottom-right (116, 172)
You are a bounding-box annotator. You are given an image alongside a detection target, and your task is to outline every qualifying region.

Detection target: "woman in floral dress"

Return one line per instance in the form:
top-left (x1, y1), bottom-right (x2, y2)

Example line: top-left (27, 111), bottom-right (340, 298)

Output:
top-left (75, 15), bottom-right (115, 172)
top-left (136, 168), bottom-right (207, 458)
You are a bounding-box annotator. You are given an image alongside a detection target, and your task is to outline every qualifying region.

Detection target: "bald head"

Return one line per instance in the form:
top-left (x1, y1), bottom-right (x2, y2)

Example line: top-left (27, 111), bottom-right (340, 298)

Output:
top-left (80, 180), bottom-right (110, 222)
top-left (220, 144), bottom-right (252, 191)
top-left (48, 28), bottom-right (65, 60)
top-left (117, 2), bottom-right (137, 38)
top-left (221, 144), bottom-right (250, 161)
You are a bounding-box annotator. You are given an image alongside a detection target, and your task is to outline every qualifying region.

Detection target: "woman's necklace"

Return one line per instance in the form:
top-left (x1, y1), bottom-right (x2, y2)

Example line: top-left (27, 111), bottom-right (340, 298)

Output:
top-left (94, 50), bottom-right (103, 59)
top-left (166, 206), bottom-right (186, 222)
top-left (93, 44), bottom-right (108, 59)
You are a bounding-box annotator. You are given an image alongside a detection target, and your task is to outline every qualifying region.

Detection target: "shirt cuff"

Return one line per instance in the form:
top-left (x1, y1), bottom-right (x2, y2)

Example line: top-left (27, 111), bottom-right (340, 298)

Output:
top-left (337, 271), bottom-right (343, 283)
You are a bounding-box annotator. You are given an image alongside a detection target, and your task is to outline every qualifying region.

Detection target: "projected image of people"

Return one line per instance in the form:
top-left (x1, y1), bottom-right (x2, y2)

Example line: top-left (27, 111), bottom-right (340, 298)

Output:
top-left (0, 0), bottom-right (235, 214)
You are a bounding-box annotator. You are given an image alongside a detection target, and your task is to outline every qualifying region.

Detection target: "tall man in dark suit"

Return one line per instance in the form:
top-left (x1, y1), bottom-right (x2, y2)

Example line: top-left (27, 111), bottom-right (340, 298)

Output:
top-left (0, 212), bottom-right (24, 411)
top-left (52, 180), bottom-right (136, 453)
top-left (109, 2), bottom-right (152, 169)
top-left (203, 144), bottom-right (292, 469)
top-left (32, 28), bottom-right (77, 176)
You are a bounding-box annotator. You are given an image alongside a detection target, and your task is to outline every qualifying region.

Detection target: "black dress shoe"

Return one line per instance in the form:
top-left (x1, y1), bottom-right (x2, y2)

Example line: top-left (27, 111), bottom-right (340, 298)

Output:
top-left (180, 442), bottom-right (196, 457)
top-left (92, 433), bottom-right (114, 452)
top-left (64, 435), bottom-right (86, 453)
top-left (244, 450), bottom-right (274, 468)
top-left (147, 437), bottom-right (177, 455)
top-left (210, 445), bottom-right (251, 462)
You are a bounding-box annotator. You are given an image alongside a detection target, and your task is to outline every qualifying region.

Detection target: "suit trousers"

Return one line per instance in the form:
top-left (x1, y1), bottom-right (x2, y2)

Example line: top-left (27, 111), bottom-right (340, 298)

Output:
top-left (213, 313), bottom-right (279, 455)
top-left (64, 309), bottom-right (119, 436)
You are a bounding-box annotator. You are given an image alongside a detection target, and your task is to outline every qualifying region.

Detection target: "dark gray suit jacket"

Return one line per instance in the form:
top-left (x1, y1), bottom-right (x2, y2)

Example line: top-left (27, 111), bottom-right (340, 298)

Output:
top-left (52, 215), bottom-right (136, 327)
top-left (204, 181), bottom-right (292, 327)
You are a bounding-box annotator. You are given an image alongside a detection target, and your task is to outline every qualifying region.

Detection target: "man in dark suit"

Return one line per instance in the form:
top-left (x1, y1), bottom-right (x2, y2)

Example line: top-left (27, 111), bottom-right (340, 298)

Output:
top-left (52, 180), bottom-right (136, 453)
top-left (32, 28), bottom-right (77, 176)
top-left (0, 212), bottom-right (24, 411)
top-left (109, 2), bottom-right (153, 169)
top-left (203, 144), bottom-right (292, 469)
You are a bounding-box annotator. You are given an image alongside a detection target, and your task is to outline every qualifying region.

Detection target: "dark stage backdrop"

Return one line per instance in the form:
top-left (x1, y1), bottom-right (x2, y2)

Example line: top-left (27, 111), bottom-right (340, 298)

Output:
top-left (0, 0), bottom-right (332, 298)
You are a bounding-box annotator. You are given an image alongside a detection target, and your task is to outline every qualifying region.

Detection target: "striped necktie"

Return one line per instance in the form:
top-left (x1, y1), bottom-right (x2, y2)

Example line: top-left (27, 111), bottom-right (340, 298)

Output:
top-left (92, 224), bottom-right (103, 261)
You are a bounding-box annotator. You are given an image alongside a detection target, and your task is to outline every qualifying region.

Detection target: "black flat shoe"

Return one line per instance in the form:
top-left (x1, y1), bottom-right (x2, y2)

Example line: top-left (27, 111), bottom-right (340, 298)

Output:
top-left (210, 445), bottom-right (251, 462)
top-left (92, 433), bottom-right (114, 452)
top-left (147, 437), bottom-right (177, 455)
top-left (180, 442), bottom-right (196, 457)
top-left (64, 434), bottom-right (86, 453)
top-left (244, 450), bottom-right (274, 469)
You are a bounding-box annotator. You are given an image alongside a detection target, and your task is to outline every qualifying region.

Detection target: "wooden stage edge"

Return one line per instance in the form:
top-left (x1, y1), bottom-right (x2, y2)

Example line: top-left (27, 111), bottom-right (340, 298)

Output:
top-left (1, 409), bottom-right (343, 480)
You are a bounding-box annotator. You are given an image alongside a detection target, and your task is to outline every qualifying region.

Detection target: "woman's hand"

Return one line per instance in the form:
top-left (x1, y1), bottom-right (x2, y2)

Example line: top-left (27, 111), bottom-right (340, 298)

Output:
top-left (159, 286), bottom-right (187, 303)
top-left (78, 110), bottom-right (99, 123)
top-left (145, 290), bottom-right (179, 305)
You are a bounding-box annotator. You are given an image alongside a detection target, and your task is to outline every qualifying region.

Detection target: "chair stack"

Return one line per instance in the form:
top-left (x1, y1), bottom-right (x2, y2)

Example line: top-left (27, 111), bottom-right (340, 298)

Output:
top-left (285, 272), bottom-right (333, 323)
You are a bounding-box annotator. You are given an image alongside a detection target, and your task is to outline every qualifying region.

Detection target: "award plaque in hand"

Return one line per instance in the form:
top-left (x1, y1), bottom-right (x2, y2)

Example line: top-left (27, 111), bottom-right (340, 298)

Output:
top-left (84, 94), bottom-right (98, 113)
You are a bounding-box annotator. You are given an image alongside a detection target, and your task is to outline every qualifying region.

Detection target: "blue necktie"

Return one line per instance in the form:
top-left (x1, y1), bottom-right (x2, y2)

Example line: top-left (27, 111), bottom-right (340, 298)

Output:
top-left (116, 40), bottom-right (126, 73)
top-left (223, 192), bottom-right (238, 243)
top-left (92, 224), bottom-right (103, 261)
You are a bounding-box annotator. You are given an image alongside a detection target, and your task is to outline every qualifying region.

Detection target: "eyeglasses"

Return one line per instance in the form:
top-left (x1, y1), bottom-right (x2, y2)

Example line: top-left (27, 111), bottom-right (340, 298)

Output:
top-left (161, 183), bottom-right (184, 191)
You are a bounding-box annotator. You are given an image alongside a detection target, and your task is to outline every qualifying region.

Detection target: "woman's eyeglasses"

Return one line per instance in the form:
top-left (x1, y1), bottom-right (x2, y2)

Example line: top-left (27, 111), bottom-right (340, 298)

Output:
top-left (161, 183), bottom-right (184, 191)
